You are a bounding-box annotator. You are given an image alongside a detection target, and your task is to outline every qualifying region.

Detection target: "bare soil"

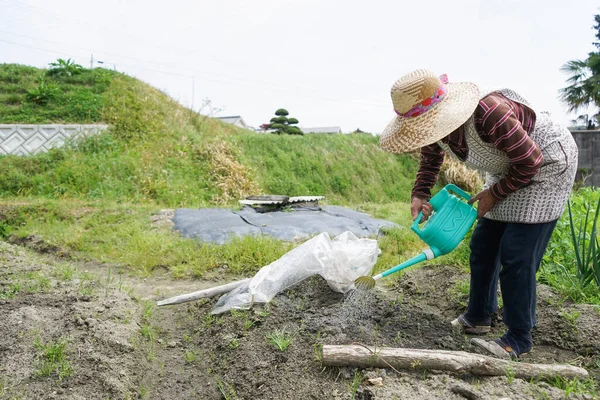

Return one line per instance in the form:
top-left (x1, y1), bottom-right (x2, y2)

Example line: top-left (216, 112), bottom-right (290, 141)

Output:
top-left (1, 240), bottom-right (599, 400)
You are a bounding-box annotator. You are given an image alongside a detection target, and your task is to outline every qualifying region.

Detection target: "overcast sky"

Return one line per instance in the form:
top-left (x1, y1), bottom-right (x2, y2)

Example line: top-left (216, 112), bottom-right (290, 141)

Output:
top-left (1, 0), bottom-right (599, 133)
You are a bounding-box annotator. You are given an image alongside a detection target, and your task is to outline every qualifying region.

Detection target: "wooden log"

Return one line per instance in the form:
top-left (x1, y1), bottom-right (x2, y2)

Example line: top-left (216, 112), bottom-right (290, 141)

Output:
top-left (156, 278), bottom-right (250, 306)
top-left (322, 345), bottom-right (589, 381)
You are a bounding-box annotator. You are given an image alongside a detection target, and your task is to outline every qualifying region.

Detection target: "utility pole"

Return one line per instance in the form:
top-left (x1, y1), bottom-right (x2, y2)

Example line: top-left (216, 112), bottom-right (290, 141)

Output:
top-left (191, 76), bottom-right (195, 112)
top-left (90, 54), bottom-right (93, 69)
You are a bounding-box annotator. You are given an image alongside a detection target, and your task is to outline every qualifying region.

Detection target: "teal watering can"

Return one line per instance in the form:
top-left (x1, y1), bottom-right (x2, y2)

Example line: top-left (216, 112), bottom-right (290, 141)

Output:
top-left (355, 184), bottom-right (478, 289)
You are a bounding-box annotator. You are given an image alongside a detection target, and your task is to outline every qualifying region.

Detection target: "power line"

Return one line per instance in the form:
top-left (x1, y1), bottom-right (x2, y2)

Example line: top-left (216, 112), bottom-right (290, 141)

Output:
top-left (0, 0), bottom-right (237, 68)
top-left (1, 2), bottom-right (387, 107)
top-left (0, 38), bottom-right (84, 59)
top-left (0, 37), bottom-right (387, 108)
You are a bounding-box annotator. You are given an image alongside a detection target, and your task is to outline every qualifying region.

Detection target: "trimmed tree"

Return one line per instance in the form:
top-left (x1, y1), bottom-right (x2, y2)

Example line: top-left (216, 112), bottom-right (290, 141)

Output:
top-left (265, 108), bottom-right (303, 135)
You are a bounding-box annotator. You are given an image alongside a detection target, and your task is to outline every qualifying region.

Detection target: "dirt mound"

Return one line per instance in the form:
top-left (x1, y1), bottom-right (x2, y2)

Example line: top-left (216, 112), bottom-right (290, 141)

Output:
top-left (151, 269), bottom-right (598, 400)
top-left (0, 242), bottom-right (152, 399)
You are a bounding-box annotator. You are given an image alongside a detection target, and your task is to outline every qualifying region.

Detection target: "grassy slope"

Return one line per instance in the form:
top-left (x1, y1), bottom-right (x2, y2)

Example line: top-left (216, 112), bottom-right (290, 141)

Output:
top-left (235, 133), bottom-right (417, 204)
top-left (0, 63), bottom-right (420, 278)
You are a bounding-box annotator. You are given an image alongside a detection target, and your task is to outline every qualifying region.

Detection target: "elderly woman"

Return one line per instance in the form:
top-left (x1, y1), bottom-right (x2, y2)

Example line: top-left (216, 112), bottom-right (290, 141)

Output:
top-left (380, 69), bottom-right (578, 358)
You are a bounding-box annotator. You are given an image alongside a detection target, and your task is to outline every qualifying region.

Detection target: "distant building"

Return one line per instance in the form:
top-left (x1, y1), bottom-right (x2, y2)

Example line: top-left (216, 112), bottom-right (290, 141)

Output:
top-left (300, 126), bottom-right (343, 134)
top-left (216, 116), bottom-right (253, 130)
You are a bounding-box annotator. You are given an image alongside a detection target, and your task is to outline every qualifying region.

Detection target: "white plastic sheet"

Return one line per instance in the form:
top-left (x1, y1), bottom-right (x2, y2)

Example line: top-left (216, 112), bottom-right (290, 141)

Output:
top-left (211, 231), bottom-right (379, 314)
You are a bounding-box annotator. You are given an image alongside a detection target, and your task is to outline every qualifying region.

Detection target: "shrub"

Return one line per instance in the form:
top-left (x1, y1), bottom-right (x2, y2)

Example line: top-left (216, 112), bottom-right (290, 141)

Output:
top-left (47, 58), bottom-right (84, 77)
top-left (26, 78), bottom-right (59, 105)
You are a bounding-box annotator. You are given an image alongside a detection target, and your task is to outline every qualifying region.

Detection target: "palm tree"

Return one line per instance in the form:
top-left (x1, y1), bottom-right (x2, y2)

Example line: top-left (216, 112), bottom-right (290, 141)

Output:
top-left (559, 54), bottom-right (600, 113)
top-left (559, 14), bottom-right (600, 117)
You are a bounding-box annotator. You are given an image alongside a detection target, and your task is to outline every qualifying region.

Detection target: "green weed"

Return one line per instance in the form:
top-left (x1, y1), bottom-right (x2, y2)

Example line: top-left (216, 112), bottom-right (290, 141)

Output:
top-left (448, 279), bottom-right (470, 307)
top-left (0, 282), bottom-right (22, 300)
top-left (243, 319), bottom-right (255, 331)
top-left (27, 274), bottom-right (51, 293)
top-left (25, 77), bottom-right (59, 105)
top-left (140, 324), bottom-right (156, 341)
top-left (138, 383), bottom-right (148, 399)
top-left (505, 362), bottom-right (516, 384)
top-left (141, 301), bottom-right (155, 321)
top-left (228, 338), bottom-right (240, 349)
top-left (230, 309), bottom-right (248, 318)
top-left (541, 188), bottom-right (600, 304)
top-left (201, 313), bottom-right (214, 328)
top-left (548, 377), bottom-right (598, 397)
top-left (47, 58), bottom-right (84, 77)
top-left (348, 369), bottom-right (364, 400)
top-left (568, 197), bottom-right (600, 288)
top-left (313, 341), bottom-right (323, 362)
top-left (138, 300), bottom-right (158, 360)
top-left (560, 309), bottom-right (581, 332)
top-left (54, 263), bottom-right (75, 281)
top-left (257, 309), bottom-right (270, 318)
top-left (266, 329), bottom-right (293, 351)
top-left (184, 350), bottom-right (197, 364)
top-left (78, 272), bottom-right (97, 296)
top-left (34, 337), bottom-right (73, 380)
top-left (216, 378), bottom-right (238, 400)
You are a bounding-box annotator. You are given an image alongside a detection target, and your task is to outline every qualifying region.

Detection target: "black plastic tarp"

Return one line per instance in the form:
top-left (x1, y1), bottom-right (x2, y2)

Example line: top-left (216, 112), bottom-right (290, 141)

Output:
top-left (173, 206), bottom-right (400, 244)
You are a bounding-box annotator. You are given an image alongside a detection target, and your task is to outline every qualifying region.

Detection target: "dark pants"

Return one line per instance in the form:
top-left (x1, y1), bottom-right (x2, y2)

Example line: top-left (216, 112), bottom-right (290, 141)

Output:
top-left (465, 217), bottom-right (557, 334)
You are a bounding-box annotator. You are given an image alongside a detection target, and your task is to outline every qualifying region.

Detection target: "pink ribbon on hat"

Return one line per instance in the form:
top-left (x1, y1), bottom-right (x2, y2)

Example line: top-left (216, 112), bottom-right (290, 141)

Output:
top-left (395, 74), bottom-right (449, 118)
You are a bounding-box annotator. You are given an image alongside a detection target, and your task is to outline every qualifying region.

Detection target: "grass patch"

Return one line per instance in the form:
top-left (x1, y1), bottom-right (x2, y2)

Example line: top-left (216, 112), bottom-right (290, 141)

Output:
top-left (0, 199), bottom-right (293, 277)
top-left (53, 263), bottom-right (75, 281)
top-left (448, 279), bottom-right (470, 308)
top-left (34, 337), bottom-right (73, 380)
top-left (547, 377), bottom-right (598, 398)
top-left (0, 282), bottom-right (22, 300)
top-left (138, 300), bottom-right (159, 361)
top-left (0, 63), bottom-right (115, 124)
top-left (0, 270), bottom-right (51, 300)
top-left (266, 329), bottom-right (294, 351)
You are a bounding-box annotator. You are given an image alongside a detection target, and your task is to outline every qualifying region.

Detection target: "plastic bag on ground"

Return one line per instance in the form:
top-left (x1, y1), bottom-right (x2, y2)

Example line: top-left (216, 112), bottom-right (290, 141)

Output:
top-left (211, 231), bottom-right (379, 314)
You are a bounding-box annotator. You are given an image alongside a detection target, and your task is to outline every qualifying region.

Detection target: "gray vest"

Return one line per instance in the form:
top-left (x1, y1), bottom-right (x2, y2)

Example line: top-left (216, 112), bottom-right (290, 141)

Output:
top-left (438, 89), bottom-right (578, 223)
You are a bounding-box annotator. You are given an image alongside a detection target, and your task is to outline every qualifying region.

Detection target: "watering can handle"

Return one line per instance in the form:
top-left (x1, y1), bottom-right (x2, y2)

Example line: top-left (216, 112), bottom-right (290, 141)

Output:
top-left (412, 211), bottom-right (426, 233)
top-left (444, 184), bottom-right (472, 202)
top-left (411, 184), bottom-right (472, 233)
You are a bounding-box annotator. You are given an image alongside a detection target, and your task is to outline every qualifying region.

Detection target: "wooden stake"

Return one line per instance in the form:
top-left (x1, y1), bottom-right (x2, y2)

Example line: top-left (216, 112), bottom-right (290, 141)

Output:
top-left (322, 345), bottom-right (589, 381)
top-left (156, 278), bottom-right (250, 306)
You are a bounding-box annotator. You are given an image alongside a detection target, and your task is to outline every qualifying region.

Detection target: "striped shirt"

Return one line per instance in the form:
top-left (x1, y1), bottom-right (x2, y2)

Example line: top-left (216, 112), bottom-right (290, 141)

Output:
top-left (412, 92), bottom-right (542, 200)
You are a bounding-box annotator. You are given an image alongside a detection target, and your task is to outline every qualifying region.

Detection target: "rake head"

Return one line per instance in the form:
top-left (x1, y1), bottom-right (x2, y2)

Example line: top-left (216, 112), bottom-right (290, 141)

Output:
top-left (354, 275), bottom-right (377, 290)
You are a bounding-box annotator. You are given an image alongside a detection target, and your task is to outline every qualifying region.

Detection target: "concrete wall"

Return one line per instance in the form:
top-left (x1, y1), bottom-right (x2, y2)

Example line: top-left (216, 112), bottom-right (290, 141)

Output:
top-left (0, 124), bottom-right (108, 156)
top-left (571, 130), bottom-right (600, 187)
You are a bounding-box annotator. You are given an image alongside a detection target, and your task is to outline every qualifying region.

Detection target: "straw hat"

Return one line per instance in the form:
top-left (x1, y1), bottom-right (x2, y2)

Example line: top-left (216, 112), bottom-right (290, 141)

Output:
top-left (380, 69), bottom-right (480, 153)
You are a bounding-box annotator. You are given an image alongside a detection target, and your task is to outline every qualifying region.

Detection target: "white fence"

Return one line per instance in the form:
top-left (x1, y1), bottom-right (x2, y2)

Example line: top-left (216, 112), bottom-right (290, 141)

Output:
top-left (0, 124), bottom-right (108, 156)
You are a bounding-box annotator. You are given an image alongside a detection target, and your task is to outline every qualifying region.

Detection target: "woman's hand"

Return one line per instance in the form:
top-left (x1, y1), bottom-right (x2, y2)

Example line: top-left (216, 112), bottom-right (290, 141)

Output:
top-left (411, 197), bottom-right (433, 223)
top-left (468, 189), bottom-right (498, 219)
